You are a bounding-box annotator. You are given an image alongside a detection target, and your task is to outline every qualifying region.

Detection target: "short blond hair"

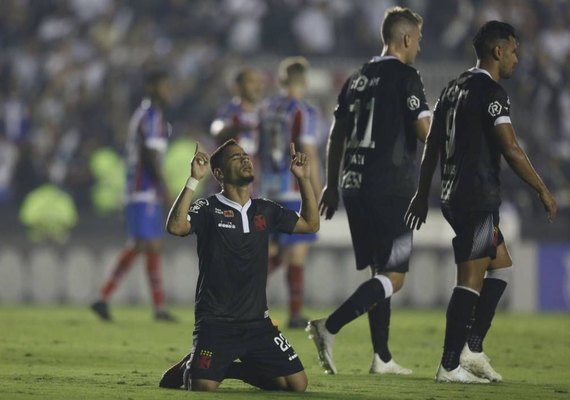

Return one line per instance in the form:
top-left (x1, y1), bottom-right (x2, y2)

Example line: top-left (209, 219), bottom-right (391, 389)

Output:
top-left (381, 6), bottom-right (423, 44)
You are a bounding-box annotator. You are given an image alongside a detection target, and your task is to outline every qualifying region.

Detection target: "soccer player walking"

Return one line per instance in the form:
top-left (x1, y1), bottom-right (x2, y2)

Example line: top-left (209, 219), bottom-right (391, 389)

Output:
top-left (162, 140), bottom-right (318, 392)
top-left (308, 7), bottom-right (431, 375)
top-left (91, 70), bottom-right (176, 322)
top-left (259, 57), bottom-right (322, 328)
top-left (405, 21), bottom-right (557, 383)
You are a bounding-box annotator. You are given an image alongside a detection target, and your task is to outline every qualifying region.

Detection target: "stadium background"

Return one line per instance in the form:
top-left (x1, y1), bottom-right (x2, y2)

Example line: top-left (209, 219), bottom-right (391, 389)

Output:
top-left (0, 0), bottom-right (569, 312)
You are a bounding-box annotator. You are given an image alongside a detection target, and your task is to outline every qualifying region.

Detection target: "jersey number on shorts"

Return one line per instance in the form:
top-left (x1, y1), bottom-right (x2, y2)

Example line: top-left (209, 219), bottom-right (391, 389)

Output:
top-left (273, 333), bottom-right (291, 352)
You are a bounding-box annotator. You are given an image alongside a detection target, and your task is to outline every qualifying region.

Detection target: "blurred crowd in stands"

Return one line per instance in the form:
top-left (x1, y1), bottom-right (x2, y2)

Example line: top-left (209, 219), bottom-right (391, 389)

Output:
top-left (1, 0), bottom-right (569, 238)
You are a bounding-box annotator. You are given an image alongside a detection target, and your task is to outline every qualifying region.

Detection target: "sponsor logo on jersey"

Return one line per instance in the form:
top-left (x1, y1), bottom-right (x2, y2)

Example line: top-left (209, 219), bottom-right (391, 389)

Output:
top-left (407, 95), bottom-right (420, 110)
top-left (218, 221), bottom-right (236, 229)
top-left (341, 171), bottom-right (362, 189)
top-left (223, 210), bottom-right (234, 218)
top-left (189, 199), bottom-right (209, 213)
top-left (196, 350), bottom-right (212, 369)
top-left (214, 208), bottom-right (224, 215)
top-left (254, 215), bottom-right (267, 231)
top-left (488, 101), bottom-right (502, 117)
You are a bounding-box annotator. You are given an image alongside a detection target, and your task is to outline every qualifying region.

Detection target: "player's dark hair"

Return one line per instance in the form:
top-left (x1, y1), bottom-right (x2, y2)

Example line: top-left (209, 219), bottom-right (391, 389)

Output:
top-left (278, 56), bottom-right (309, 87)
top-left (473, 21), bottom-right (518, 59)
top-left (144, 68), bottom-right (168, 89)
top-left (381, 6), bottom-right (423, 44)
top-left (210, 139), bottom-right (239, 173)
top-left (235, 67), bottom-right (254, 86)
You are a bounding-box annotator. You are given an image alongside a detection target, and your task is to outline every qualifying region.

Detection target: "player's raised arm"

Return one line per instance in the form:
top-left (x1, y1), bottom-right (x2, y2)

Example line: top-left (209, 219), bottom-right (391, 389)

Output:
top-left (493, 123), bottom-right (557, 222)
top-left (289, 143), bottom-right (319, 233)
top-left (166, 144), bottom-right (210, 236)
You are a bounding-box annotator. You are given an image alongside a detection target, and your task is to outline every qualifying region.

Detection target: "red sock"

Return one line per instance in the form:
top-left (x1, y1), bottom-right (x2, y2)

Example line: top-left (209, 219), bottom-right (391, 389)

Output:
top-left (100, 248), bottom-right (138, 300)
top-left (268, 254), bottom-right (282, 275)
top-left (287, 264), bottom-right (303, 317)
top-left (146, 251), bottom-right (165, 311)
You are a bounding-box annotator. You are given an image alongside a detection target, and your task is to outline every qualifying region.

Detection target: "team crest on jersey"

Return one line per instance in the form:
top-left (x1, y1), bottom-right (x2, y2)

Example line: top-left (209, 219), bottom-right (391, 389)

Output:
top-left (223, 210), bottom-right (234, 218)
top-left (407, 95), bottom-right (420, 110)
top-left (189, 199), bottom-right (209, 213)
top-left (488, 101), bottom-right (502, 117)
top-left (254, 215), bottom-right (267, 231)
top-left (196, 350), bottom-right (213, 369)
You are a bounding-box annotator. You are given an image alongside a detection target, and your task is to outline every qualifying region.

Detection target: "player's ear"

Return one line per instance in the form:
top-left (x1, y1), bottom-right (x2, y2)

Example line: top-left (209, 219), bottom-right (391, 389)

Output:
top-left (403, 33), bottom-right (411, 48)
top-left (213, 168), bottom-right (223, 182)
top-left (492, 45), bottom-right (502, 61)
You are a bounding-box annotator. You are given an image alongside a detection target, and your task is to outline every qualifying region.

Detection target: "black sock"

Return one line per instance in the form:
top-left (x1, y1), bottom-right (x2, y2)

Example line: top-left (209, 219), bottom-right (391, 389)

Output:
top-left (467, 278), bottom-right (507, 353)
top-left (368, 298), bottom-right (392, 362)
top-left (226, 362), bottom-right (281, 390)
top-left (441, 287), bottom-right (479, 371)
top-left (326, 278), bottom-right (386, 335)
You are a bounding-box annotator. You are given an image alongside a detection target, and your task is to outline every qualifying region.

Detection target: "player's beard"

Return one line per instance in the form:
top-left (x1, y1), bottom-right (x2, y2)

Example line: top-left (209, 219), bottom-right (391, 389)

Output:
top-left (238, 175), bottom-right (255, 186)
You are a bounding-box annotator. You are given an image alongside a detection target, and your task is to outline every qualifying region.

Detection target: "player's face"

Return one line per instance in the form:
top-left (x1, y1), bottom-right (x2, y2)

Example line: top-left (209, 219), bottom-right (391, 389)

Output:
top-left (499, 36), bottom-right (519, 79)
top-left (156, 78), bottom-right (174, 104)
top-left (239, 71), bottom-right (263, 104)
top-left (222, 145), bottom-right (254, 185)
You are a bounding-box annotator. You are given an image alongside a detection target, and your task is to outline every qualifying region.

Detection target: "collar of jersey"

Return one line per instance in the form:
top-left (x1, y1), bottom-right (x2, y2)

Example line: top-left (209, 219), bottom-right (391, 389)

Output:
top-left (468, 67), bottom-right (493, 79)
top-left (369, 55), bottom-right (398, 63)
top-left (215, 193), bottom-right (252, 233)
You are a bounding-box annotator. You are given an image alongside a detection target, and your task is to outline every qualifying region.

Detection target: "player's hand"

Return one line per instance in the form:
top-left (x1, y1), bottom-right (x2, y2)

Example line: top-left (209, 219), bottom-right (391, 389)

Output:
top-left (404, 193), bottom-right (428, 230)
top-left (289, 143), bottom-right (310, 180)
top-left (191, 142), bottom-right (210, 181)
top-left (319, 186), bottom-right (339, 220)
top-left (539, 190), bottom-right (557, 223)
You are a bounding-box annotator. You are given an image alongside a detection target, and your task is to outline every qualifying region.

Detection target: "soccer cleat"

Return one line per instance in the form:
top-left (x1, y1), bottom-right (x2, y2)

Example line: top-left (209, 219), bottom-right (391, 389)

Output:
top-left (435, 363), bottom-right (490, 383)
top-left (90, 300), bottom-right (112, 321)
top-left (159, 353), bottom-right (191, 389)
top-left (155, 310), bottom-right (178, 322)
top-left (369, 354), bottom-right (413, 375)
top-left (306, 319), bottom-right (337, 374)
top-left (460, 344), bottom-right (502, 382)
top-left (288, 315), bottom-right (309, 329)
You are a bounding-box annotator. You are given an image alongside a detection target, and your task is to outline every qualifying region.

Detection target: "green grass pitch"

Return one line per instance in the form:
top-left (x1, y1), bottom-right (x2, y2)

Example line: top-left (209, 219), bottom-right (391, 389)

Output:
top-left (0, 306), bottom-right (569, 399)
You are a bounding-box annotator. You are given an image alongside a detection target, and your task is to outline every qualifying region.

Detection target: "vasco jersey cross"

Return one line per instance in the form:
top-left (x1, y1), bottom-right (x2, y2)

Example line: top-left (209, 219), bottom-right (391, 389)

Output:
top-left (259, 95), bottom-right (319, 201)
top-left (334, 56), bottom-right (430, 198)
top-left (187, 194), bottom-right (299, 328)
top-left (432, 68), bottom-right (511, 211)
top-left (125, 99), bottom-right (171, 204)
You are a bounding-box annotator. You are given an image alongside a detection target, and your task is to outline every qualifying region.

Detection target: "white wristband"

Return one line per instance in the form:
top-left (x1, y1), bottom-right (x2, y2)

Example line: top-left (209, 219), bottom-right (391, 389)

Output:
top-left (185, 177), bottom-right (199, 191)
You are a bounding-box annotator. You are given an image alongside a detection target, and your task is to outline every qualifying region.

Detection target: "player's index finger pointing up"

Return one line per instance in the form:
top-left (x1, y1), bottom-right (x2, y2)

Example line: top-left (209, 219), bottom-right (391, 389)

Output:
top-left (290, 142), bottom-right (296, 158)
top-left (194, 142), bottom-right (199, 155)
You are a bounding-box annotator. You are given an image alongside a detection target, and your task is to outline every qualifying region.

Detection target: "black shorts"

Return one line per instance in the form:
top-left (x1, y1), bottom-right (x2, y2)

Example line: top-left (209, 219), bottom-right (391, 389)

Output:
top-left (442, 208), bottom-right (504, 264)
top-left (185, 318), bottom-right (303, 382)
top-left (343, 194), bottom-right (412, 272)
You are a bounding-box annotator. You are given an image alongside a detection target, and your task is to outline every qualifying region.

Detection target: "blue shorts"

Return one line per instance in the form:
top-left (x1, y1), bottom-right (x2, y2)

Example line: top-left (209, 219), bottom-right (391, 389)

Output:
top-left (274, 200), bottom-right (317, 247)
top-left (125, 202), bottom-right (164, 240)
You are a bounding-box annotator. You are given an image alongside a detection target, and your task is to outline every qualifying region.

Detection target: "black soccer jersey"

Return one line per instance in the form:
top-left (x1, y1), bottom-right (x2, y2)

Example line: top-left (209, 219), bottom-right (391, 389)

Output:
top-left (187, 193), bottom-right (299, 327)
top-left (430, 68), bottom-right (511, 211)
top-left (334, 56), bottom-right (430, 198)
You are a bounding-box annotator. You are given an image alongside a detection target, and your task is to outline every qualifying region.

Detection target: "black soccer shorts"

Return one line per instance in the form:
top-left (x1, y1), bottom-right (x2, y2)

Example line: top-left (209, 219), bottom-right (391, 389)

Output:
top-left (185, 318), bottom-right (303, 383)
top-left (442, 208), bottom-right (505, 264)
top-left (343, 194), bottom-right (412, 272)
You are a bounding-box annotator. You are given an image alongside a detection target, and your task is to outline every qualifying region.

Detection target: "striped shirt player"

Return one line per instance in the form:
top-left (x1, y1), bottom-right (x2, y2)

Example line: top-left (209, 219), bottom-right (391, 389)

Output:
top-left (259, 95), bottom-right (319, 204)
top-left (91, 70), bottom-right (176, 322)
top-left (211, 100), bottom-right (259, 156)
top-left (125, 98), bottom-right (171, 238)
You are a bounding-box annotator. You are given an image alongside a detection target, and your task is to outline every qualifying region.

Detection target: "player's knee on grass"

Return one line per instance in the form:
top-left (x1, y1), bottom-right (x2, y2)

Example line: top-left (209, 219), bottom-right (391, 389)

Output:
top-left (282, 371), bottom-right (308, 392)
top-left (190, 378), bottom-right (221, 391)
